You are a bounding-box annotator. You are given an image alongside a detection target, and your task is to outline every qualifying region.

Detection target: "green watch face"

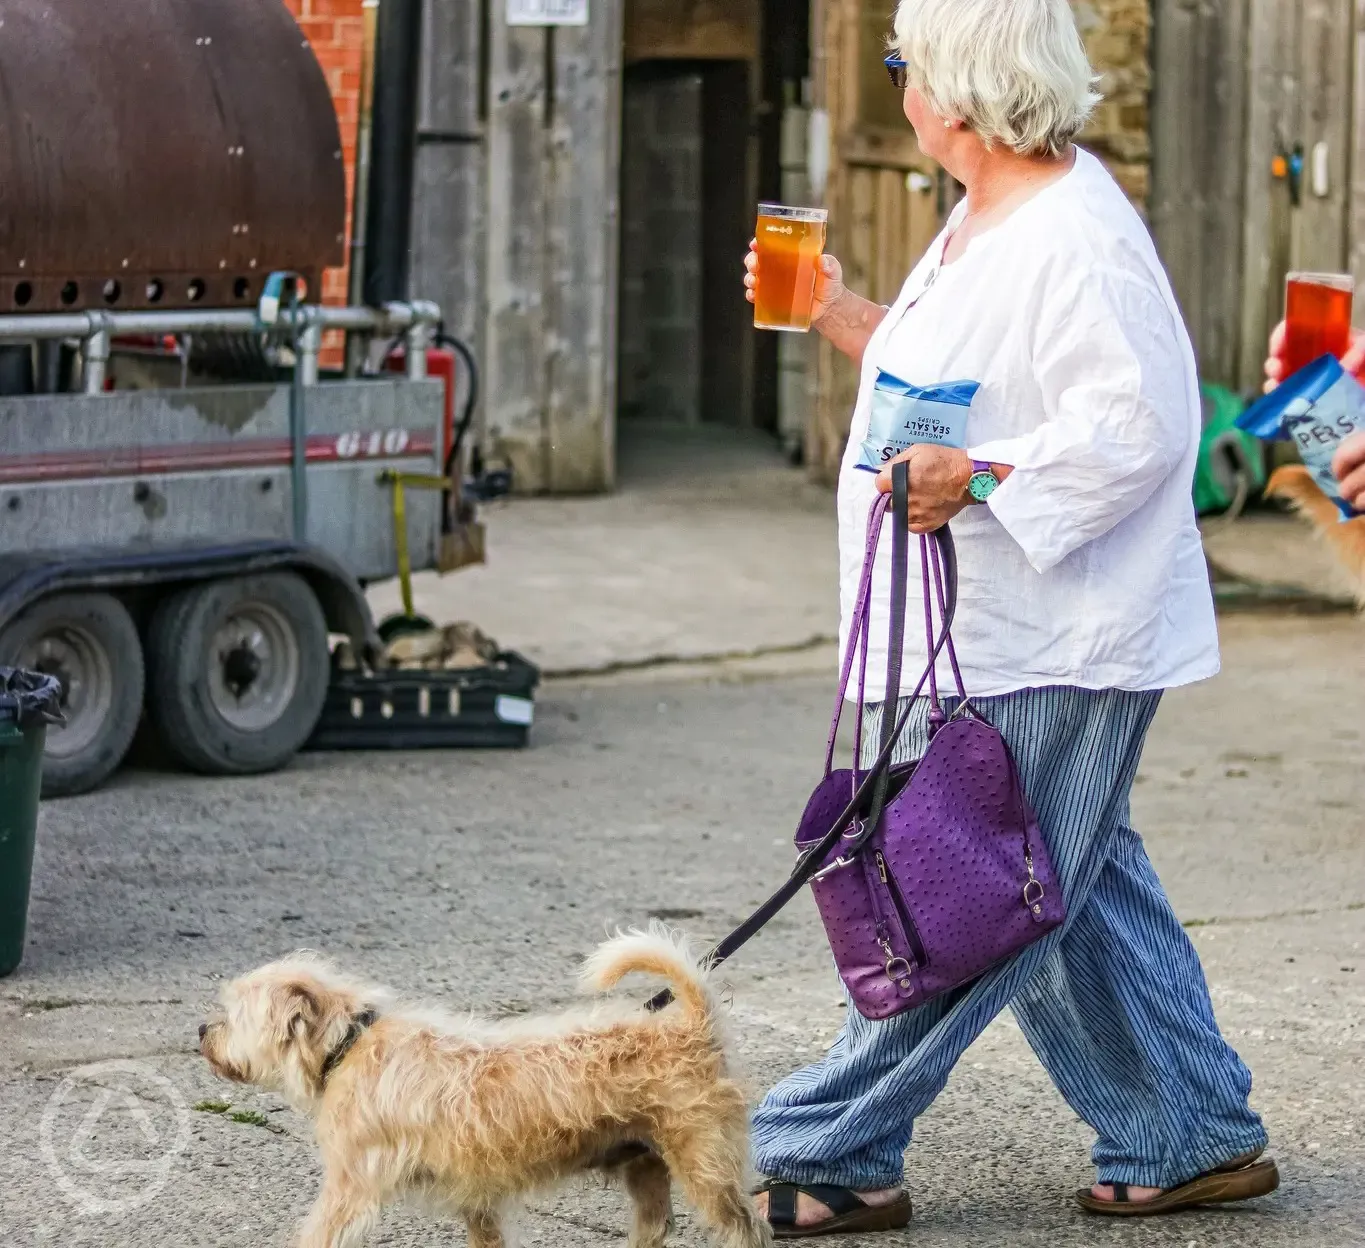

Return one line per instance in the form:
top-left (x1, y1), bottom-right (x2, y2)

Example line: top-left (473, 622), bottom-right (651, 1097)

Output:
top-left (968, 470), bottom-right (998, 502)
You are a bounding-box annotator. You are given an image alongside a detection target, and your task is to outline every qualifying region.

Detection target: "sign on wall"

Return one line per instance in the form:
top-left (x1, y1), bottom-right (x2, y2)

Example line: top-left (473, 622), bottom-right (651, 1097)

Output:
top-left (506, 0), bottom-right (589, 26)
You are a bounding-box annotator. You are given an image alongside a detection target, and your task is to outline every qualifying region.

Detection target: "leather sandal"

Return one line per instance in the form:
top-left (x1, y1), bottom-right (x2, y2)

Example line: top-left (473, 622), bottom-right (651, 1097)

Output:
top-left (757, 1180), bottom-right (912, 1238)
top-left (1074, 1147), bottom-right (1279, 1217)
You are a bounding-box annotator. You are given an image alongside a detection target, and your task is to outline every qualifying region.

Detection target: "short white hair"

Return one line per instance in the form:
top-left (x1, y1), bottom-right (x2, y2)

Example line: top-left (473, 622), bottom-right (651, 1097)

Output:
top-left (892, 0), bottom-right (1100, 157)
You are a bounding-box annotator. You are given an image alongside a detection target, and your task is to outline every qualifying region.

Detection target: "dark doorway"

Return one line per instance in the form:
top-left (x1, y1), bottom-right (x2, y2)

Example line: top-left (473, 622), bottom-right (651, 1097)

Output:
top-left (619, 60), bottom-right (754, 428)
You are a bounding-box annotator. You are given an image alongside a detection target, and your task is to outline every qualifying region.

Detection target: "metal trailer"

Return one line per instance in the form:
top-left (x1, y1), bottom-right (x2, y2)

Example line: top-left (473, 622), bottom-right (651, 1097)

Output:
top-left (0, 302), bottom-right (457, 797)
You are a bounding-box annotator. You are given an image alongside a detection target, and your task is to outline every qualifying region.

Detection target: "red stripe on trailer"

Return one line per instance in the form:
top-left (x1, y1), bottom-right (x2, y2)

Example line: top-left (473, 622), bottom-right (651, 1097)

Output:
top-left (0, 429), bottom-right (438, 486)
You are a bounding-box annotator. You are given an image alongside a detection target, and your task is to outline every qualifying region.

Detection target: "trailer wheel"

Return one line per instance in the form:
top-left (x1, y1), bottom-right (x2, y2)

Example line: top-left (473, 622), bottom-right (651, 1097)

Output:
top-left (147, 573), bottom-right (329, 776)
top-left (0, 593), bottom-right (145, 798)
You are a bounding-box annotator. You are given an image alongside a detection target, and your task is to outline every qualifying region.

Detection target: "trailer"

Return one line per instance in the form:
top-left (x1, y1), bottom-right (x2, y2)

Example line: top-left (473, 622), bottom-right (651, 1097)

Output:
top-left (0, 0), bottom-right (521, 797)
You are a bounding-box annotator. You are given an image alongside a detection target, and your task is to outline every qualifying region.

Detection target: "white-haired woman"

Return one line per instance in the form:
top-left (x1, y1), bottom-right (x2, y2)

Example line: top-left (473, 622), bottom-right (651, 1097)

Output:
top-left (743, 0), bottom-right (1276, 1236)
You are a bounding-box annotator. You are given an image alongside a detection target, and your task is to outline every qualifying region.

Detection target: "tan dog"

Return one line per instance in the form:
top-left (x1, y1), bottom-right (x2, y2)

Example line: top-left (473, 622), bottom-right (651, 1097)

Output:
top-left (199, 930), bottom-right (769, 1248)
top-left (1266, 465), bottom-right (1365, 604)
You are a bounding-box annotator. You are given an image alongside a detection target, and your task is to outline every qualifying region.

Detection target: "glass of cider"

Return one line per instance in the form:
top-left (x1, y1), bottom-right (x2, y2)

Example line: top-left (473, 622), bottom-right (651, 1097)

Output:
top-left (754, 203), bottom-right (829, 333)
top-left (1283, 272), bottom-right (1354, 378)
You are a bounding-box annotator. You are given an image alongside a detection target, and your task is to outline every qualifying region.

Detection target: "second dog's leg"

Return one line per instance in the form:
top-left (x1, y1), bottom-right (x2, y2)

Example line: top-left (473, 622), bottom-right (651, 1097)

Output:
top-left (659, 1128), bottom-right (771, 1248)
top-left (623, 1152), bottom-right (674, 1248)
top-left (297, 1176), bottom-right (382, 1248)
top-left (465, 1208), bottom-right (507, 1248)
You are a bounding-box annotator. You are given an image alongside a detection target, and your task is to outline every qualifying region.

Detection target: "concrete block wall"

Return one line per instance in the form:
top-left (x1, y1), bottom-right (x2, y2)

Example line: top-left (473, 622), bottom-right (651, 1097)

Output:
top-left (1072, 0), bottom-right (1151, 208)
top-left (619, 72), bottom-right (705, 425)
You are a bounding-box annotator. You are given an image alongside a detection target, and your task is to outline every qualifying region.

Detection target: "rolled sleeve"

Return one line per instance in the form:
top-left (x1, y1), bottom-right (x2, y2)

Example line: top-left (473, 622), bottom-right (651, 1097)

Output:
top-left (968, 270), bottom-right (1193, 575)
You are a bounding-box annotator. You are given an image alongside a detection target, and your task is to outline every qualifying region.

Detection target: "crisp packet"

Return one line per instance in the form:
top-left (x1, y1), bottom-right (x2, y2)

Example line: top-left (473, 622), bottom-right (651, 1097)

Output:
top-left (1237, 354), bottom-right (1363, 520)
top-left (855, 373), bottom-right (980, 473)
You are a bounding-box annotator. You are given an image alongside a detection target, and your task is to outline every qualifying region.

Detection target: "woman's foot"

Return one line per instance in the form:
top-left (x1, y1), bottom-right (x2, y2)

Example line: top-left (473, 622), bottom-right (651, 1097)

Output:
top-left (1088, 1182), bottom-right (1161, 1204)
top-left (754, 1185), bottom-right (903, 1229)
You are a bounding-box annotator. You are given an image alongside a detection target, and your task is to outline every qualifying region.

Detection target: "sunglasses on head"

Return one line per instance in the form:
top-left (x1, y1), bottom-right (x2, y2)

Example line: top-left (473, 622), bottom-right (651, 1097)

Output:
top-left (885, 57), bottom-right (909, 89)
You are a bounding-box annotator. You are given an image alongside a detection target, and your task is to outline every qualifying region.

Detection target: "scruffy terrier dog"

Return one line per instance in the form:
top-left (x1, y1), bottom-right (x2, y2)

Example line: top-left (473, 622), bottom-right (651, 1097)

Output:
top-left (199, 930), bottom-right (770, 1248)
top-left (1266, 465), bottom-right (1365, 604)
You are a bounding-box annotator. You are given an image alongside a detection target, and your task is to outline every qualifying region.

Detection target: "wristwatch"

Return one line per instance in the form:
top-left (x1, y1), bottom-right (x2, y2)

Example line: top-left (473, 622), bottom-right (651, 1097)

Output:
top-left (967, 460), bottom-right (1000, 503)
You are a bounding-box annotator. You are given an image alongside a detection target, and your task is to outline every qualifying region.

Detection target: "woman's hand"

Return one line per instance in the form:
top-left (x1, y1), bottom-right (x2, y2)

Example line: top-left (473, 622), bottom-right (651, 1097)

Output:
top-left (1333, 432), bottom-right (1365, 511)
top-left (743, 240), bottom-right (847, 328)
top-left (874, 445), bottom-right (974, 533)
top-left (1263, 320), bottom-right (1365, 393)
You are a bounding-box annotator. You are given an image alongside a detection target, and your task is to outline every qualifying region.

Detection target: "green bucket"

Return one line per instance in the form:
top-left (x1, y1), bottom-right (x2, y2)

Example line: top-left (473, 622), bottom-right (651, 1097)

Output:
top-left (0, 668), bottom-right (62, 977)
top-left (1195, 383), bottom-right (1267, 516)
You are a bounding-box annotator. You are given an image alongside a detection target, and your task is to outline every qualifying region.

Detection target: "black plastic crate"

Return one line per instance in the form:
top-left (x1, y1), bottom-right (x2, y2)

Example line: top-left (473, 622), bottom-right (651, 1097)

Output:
top-left (306, 652), bottom-right (540, 751)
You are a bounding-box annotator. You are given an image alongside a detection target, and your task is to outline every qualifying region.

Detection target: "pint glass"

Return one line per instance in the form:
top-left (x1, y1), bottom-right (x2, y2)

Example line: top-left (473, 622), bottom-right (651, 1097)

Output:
top-left (754, 203), bottom-right (828, 333)
top-left (1283, 272), bottom-right (1354, 378)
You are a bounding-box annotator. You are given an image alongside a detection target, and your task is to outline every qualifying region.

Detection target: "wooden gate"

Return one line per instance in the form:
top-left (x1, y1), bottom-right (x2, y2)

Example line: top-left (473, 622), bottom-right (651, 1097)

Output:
top-left (809, 0), bottom-right (950, 481)
top-left (1152, 0), bottom-right (1357, 394)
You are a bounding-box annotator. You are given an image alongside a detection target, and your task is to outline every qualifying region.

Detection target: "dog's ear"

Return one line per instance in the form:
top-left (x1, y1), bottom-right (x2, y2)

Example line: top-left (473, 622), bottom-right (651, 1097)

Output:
top-left (279, 980), bottom-right (325, 1045)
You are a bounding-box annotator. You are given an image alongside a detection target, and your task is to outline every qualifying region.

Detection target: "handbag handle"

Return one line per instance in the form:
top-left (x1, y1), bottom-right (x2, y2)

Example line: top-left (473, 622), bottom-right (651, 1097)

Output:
top-left (648, 464), bottom-right (963, 1012)
top-left (825, 461), bottom-right (966, 776)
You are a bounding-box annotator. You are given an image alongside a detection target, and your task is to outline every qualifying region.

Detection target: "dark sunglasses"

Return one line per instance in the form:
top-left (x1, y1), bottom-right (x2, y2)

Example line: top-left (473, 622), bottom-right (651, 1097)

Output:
top-left (885, 57), bottom-right (909, 89)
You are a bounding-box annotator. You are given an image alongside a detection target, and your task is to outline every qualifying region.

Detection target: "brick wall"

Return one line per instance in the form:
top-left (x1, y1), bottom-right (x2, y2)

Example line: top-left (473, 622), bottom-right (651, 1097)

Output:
top-left (283, 0), bottom-right (365, 356)
top-left (1073, 0), bottom-right (1151, 208)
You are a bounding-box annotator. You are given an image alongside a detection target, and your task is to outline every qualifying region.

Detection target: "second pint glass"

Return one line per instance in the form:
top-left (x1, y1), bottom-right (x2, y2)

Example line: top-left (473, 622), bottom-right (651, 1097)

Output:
top-left (754, 203), bottom-right (828, 333)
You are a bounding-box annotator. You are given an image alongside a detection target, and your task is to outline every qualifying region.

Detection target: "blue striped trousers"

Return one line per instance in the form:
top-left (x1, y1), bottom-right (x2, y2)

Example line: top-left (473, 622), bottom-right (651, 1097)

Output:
top-left (751, 687), bottom-right (1267, 1191)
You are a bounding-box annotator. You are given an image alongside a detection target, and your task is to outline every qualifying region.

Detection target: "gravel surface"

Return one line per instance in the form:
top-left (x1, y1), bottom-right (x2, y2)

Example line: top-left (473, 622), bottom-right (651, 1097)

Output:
top-left (0, 613), bottom-right (1360, 1246)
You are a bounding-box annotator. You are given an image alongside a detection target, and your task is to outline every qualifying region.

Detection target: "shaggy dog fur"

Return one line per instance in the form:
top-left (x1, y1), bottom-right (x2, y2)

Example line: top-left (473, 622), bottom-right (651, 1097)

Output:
top-left (1265, 465), bottom-right (1365, 604)
top-left (199, 930), bottom-right (770, 1248)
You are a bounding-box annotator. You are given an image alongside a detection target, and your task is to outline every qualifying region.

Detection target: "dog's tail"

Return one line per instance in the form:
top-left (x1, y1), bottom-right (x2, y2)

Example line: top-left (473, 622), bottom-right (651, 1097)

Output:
top-left (1266, 465), bottom-right (1365, 602)
top-left (582, 925), bottom-right (714, 1023)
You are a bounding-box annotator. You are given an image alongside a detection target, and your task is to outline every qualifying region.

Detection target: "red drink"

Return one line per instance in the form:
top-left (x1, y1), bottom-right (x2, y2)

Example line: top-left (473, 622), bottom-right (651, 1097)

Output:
top-left (1283, 272), bottom-right (1354, 378)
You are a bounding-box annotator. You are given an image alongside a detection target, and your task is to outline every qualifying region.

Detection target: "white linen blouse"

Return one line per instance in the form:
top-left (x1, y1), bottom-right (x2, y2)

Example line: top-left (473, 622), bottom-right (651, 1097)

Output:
top-left (837, 147), bottom-right (1219, 701)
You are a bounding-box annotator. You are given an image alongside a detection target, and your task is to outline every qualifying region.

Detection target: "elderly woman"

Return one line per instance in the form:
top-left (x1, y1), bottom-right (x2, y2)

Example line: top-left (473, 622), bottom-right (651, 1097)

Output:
top-left (742, 0), bottom-right (1277, 1236)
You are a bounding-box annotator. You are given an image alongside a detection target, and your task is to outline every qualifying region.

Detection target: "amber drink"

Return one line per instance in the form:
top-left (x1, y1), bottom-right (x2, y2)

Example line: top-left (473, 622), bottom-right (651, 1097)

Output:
top-left (755, 203), bottom-right (828, 332)
top-left (1284, 272), bottom-right (1354, 378)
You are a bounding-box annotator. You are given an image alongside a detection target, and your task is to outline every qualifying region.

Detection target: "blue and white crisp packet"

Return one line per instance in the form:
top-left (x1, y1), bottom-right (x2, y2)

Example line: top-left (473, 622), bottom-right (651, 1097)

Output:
top-left (1237, 355), bottom-right (1363, 521)
top-left (856, 373), bottom-right (980, 473)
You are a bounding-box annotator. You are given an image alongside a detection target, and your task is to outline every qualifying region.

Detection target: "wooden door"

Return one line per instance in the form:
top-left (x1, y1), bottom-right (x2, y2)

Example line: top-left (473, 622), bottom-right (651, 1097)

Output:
top-left (809, 0), bottom-right (949, 482)
top-left (1151, 0), bottom-right (1356, 394)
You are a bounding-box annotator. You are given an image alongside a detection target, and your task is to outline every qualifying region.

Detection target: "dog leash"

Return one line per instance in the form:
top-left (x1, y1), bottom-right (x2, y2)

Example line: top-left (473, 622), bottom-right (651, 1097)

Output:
top-left (646, 462), bottom-right (959, 1011)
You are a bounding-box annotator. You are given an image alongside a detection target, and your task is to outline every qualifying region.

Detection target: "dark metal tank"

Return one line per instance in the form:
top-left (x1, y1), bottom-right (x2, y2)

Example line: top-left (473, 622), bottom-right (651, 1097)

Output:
top-left (0, 0), bottom-right (346, 314)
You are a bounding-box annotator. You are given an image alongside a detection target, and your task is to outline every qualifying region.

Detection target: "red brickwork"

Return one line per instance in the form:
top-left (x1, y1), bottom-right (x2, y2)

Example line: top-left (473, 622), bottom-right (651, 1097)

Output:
top-left (282, 0), bottom-right (366, 361)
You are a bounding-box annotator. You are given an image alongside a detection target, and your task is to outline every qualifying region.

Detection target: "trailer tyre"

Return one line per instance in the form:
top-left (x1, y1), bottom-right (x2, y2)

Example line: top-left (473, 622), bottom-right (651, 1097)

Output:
top-left (147, 573), bottom-right (329, 776)
top-left (0, 593), bottom-right (145, 798)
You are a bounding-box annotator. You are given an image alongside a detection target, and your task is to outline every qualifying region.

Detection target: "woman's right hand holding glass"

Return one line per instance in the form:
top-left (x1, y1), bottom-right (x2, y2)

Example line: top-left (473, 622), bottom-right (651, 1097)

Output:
top-left (744, 240), bottom-right (847, 329)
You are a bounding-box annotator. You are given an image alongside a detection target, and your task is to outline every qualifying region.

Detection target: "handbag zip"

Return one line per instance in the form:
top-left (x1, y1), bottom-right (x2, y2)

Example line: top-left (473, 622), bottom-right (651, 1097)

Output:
top-left (875, 850), bottom-right (928, 969)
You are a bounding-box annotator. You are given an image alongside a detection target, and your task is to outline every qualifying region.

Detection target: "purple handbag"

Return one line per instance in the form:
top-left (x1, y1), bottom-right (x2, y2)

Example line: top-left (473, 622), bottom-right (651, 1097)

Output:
top-left (794, 462), bottom-right (1065, 1018)
top-left (645, 462), bottom-right (1063, 1020)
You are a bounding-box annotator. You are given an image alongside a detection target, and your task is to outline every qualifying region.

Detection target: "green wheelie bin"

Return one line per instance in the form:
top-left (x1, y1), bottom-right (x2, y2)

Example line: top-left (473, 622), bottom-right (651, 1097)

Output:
top-left (0, 668), bottom-right (63, 977)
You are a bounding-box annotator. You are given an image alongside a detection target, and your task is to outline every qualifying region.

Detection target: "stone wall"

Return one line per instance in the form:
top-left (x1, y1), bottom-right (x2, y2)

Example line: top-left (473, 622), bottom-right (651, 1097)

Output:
top-left (619, 71), bottom-right (705, 424)
top-left (1072, 0), bottom-right (1152, 208)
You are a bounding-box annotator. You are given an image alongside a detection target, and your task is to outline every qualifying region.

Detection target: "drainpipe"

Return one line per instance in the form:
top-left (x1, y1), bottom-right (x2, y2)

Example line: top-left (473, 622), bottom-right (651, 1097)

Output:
top-left (362, 0), bottom-right (423, 308)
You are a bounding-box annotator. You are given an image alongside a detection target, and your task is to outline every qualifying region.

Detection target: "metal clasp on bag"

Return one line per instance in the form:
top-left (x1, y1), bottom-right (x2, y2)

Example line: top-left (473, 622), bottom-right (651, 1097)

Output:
top-left (879, 935), bottom-right (916, 995)
top-left (810, 819), bottom-right (869, 882)
top-left (1023, 849), bottom-right (1046, 918)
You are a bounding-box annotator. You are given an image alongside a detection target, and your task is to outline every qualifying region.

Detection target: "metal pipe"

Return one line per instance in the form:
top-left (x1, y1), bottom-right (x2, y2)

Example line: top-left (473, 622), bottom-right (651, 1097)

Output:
top-left (0, 303), bottom-right (440, 343)
top-left (363, 0), bottom-right (423, 306)
top-left (82, 314), bottom-right (112, 394)
top-left (345, 0), bottom-right (382, 380)
top-left (296, 313), bottom-right (324, 388)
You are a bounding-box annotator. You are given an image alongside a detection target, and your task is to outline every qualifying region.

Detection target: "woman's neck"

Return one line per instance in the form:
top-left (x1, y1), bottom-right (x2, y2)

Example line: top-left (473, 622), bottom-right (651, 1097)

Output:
top-left (956, 144), bottom-right (1076, 226)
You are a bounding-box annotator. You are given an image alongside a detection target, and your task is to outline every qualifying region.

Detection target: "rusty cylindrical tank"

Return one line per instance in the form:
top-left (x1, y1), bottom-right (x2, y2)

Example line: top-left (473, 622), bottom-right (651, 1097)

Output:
top-left (0, 0), bottom-right (346, 314)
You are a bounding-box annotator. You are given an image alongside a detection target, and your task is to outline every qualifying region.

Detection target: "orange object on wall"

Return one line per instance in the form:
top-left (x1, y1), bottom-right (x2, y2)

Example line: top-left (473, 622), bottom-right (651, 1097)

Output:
top-left (283, 0), bottom-right (366, 364)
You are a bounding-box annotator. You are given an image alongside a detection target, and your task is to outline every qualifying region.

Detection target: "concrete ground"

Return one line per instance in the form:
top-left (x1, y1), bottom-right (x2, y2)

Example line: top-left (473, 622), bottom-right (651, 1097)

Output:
top-left (2, 427), bottom-right (1361, 1246)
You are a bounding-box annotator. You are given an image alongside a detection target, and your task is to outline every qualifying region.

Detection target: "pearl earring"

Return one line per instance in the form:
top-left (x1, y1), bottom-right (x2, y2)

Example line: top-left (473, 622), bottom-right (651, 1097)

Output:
top-left (944, 119), bottom-right (953, 128)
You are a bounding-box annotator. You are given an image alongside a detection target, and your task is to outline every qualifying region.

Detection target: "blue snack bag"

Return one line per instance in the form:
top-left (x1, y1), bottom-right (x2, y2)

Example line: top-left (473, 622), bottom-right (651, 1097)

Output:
top-left (1237, 354), bottom-right (1363, 520)
top-left (856, 373), bottom-right (980, 473)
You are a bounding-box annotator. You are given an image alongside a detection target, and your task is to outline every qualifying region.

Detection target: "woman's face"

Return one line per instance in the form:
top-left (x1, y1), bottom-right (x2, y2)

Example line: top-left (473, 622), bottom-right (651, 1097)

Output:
top-left (902, 87), bottom-right (947, 159)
